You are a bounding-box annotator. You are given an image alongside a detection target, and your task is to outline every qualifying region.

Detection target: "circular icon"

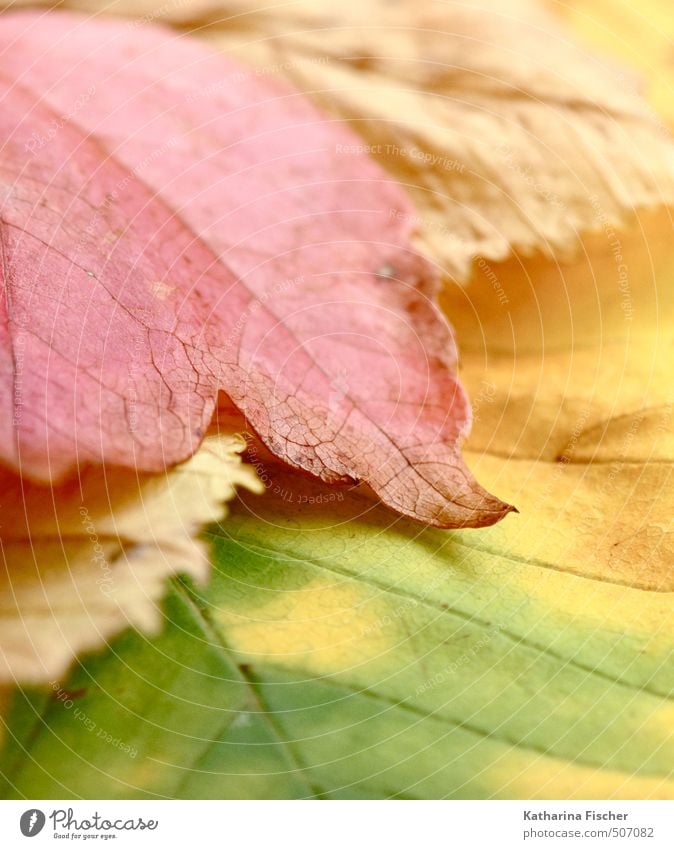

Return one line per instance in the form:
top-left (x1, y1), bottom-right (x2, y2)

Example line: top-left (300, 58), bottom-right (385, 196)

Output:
top-left (20, 810), bottom-right (45, 837)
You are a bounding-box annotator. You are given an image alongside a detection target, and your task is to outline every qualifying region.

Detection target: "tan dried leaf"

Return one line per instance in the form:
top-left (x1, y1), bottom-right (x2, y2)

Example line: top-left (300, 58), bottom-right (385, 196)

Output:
top-left (0, 434), bottom-right (262, 685)
top-left (204, 0), bottom-right (674, 279)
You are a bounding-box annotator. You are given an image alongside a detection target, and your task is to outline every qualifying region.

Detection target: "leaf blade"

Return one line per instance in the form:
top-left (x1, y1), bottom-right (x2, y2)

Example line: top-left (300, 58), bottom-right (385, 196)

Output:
top-left (0, 11), bottom-right (512, 527)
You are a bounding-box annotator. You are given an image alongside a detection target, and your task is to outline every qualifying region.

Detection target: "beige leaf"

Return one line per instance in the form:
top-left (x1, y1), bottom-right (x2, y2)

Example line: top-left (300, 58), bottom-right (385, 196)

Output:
top-left (206, 0), bottom-right (674, 279)
top-left (0, 433), bottom-right (262, 685)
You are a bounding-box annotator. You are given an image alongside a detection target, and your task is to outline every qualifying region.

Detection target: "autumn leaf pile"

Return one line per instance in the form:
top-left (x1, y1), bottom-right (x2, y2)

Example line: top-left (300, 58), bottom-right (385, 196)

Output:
top-left (0, 0), bottom-right (673, 800)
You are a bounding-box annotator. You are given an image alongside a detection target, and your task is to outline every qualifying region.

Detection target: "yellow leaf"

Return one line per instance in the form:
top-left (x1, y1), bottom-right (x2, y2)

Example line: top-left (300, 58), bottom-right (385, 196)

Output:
top-left (552, 0), bottom-right (674, 132)
top-left (444, 206), bottom-right (674, 462)
top-left (196, 465), bottom-right (674, 799)
top-left (0, 433), bottom-right (261, 685)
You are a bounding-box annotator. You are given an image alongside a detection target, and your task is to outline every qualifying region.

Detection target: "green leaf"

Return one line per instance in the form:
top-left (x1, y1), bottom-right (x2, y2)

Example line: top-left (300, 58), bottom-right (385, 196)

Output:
top-left (2, 473), bottom-right (673, 799)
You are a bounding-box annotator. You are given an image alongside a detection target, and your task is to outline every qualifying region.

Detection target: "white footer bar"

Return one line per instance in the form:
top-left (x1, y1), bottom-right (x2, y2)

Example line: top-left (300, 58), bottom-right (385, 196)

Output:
top-left (0, 800), bottom-right (672, 848)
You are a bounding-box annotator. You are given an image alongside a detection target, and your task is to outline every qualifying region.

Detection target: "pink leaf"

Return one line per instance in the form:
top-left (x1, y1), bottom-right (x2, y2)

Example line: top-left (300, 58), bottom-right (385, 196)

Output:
top-left (0, 10), bottom-right (513, 527)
